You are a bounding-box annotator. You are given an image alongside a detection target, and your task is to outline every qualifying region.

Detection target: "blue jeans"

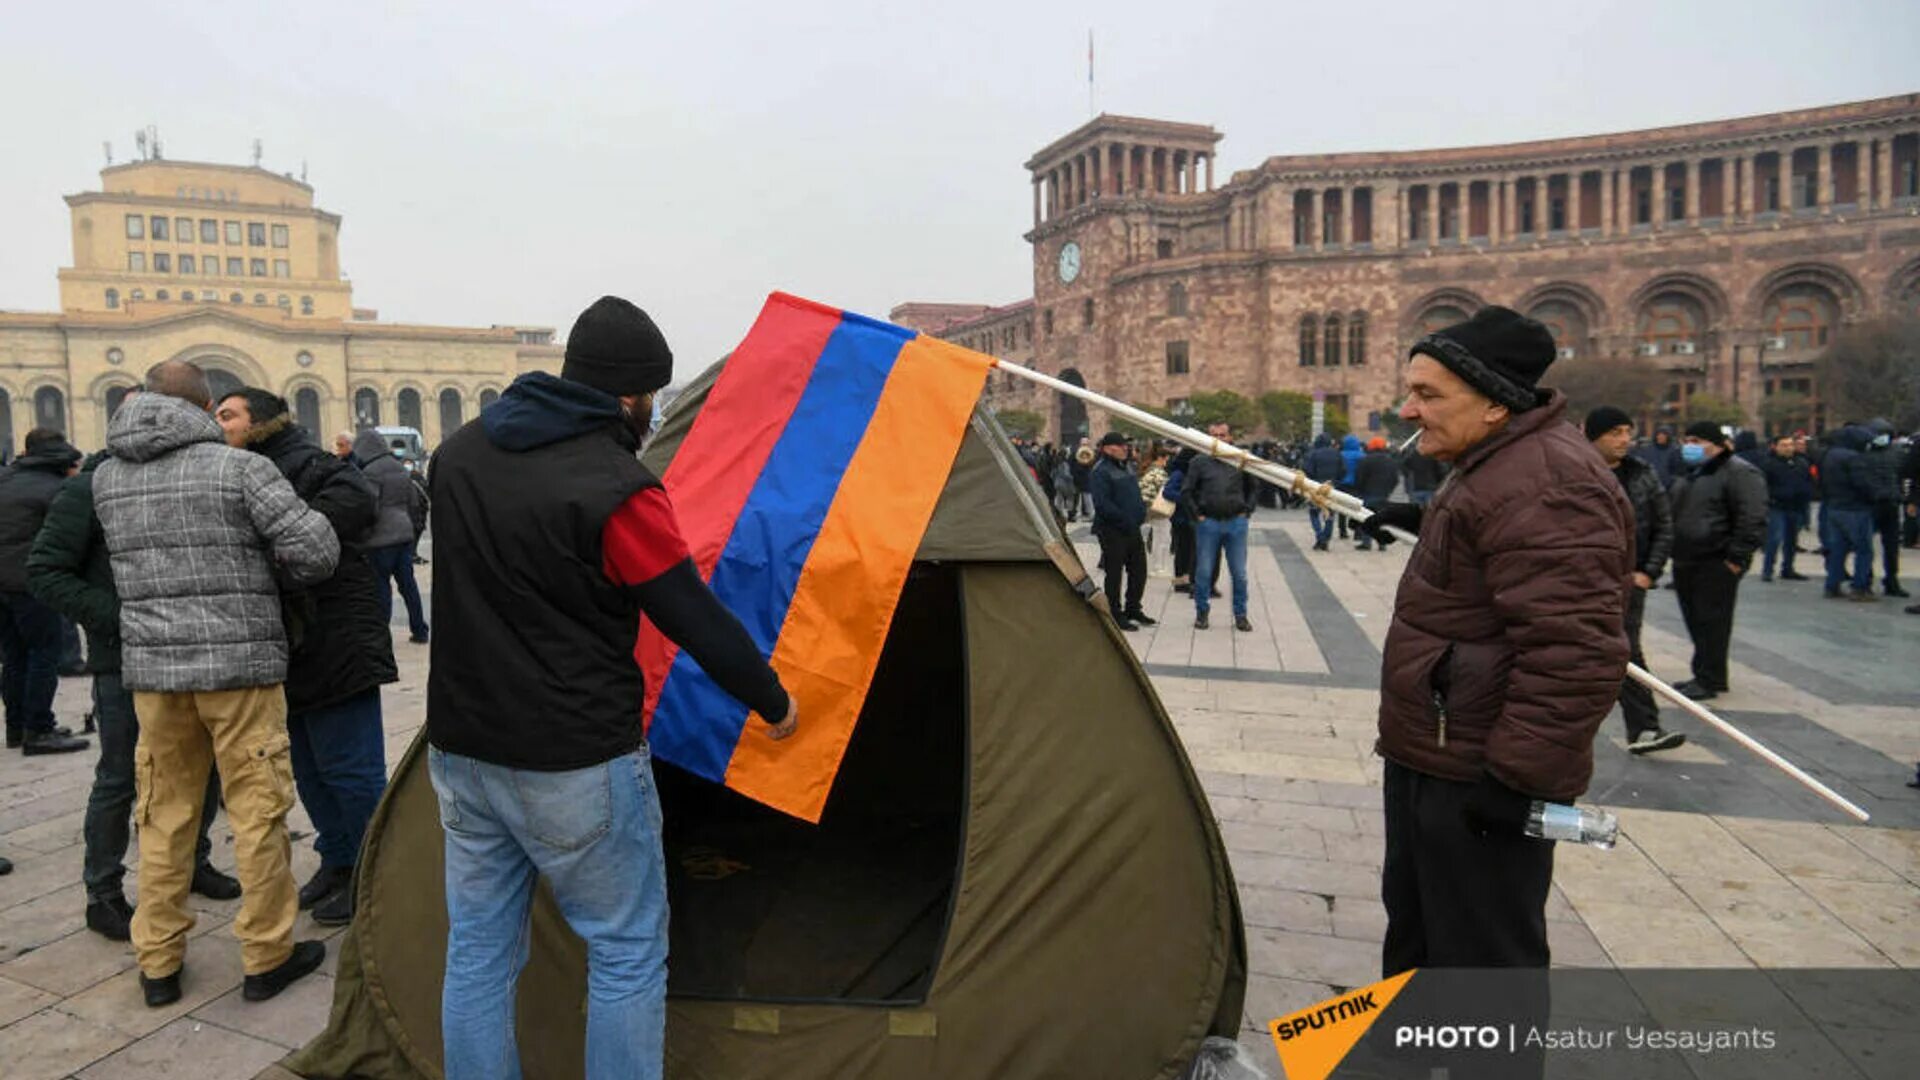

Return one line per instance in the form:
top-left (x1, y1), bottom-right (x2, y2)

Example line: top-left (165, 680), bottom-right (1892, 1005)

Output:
top-left (0, 590), bottom-right (63, 738)
top-left (82, 671), bottom-right (220, 902)
top-left (1308, 507), bottom-right (1335, 546)
top-left (1193, 515), bottom-right (1250, 618)
top-left (288, 688), bottom-right (387, 869)
top-left (1763, 507), bottom-right (1805, 577)
top-left (429, 746), bottom-right (668, 1080)
top-left (1825, 508), bottom-right (1874, 594)
top-left (367, 543), bottom-right (429, 639)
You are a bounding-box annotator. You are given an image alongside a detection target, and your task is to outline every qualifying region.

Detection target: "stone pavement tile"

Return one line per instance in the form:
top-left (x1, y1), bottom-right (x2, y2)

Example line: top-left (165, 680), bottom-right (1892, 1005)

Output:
top-left (1232, 851), bottom-right (1380, 900)
top-left (1790, 876), bottom-right (1920, 966)
top-left (0, 973), bottom-right (60, 1027)
top-left (1239, 730), bottom-right (1371, 762)
top-left (1615, 808), bottom-right (1786, 884)
top-left (1241, 973), bottom-right (1339, 1027)
top-left (1716, 817), bottom-right (1904, 882)
top-left (1550, 836), bottom-right (1690, 909)
top-left (77, 1014), bottom-right (289, 1080)
top-left (3, 807), bottom-right (86, 854)
top-left (1317, 830), bottom-right (1383, 868)
top-left (0, 1006), bottom-right (132, 1080)
top-left (192, 971), bottom-right (334, 1050)
top-left (1228, 799), bottom-right (1358, 834)
top-left (1327, 895), bottom-right (1386, 942)
top-left (1, 883), bottom-right (89, 960)
top-left (1314, 781), bottom-right (1383, 810)
top-left (1192, 749), bottom-right (1371, 785)
top-left (1546, 918), bottom-right (1612, 968)
top-left (0, 841), bottom-right (85, 910)
top-left (1832, 825), bottom-right (1920, 886)
top-left (1544, 886), bottom-right (1581, 925)
top-left (1213, 682), bottom-right (1320, 717)
top-left (62, 936), bottom-right (246, 1039)
top-left (1239, 775), bottom-right (1322, 805)
top-left (1237, 884), bottom-right (1334, 935)
top-left (1569, 899), bottom-right (1753, 968)
top-left (1247, 927), bottom-right (1379, 990)
top-left (1195, 771), bottom-right (1244, 800)
top-left (1218, 820), bottom-right (1328, 860)
top-left (2, 920), bottom-right (139, 996)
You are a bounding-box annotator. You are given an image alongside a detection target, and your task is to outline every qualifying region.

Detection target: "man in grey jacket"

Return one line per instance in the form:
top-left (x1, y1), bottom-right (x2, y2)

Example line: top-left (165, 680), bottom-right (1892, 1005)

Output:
top-left (352, 429), bottom-right (429, 643)
top-left (92, 360), bottom-right (341, 1008)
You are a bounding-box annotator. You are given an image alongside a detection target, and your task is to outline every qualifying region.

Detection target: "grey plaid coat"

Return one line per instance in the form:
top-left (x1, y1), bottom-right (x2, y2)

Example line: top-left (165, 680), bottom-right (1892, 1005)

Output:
top-left (94, 393), bottom-right (340, 692)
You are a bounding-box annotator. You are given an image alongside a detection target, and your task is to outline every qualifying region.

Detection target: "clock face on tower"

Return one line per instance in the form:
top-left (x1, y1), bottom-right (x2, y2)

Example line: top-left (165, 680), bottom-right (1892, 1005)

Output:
top-left (1057, 241), bottom-right (1082, 284)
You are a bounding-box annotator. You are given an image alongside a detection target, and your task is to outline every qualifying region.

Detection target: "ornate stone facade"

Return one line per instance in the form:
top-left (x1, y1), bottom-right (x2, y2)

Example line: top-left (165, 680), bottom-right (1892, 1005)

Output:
top-left (0, 158), bottom-right (558, 453)
top-left (905, 95), bottom-right (1920, 440)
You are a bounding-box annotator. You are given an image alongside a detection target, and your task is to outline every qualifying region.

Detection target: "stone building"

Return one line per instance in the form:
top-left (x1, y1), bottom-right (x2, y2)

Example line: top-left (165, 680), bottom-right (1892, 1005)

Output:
top-left (0, 157), bottom-right (559, 454)
top-left (904, 94), bottom-right (1920, 441)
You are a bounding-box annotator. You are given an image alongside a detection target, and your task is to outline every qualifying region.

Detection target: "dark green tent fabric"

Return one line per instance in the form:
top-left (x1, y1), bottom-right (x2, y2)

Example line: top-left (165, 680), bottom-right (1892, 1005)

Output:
top-left (288, 362), bottom-right (1246, 1080)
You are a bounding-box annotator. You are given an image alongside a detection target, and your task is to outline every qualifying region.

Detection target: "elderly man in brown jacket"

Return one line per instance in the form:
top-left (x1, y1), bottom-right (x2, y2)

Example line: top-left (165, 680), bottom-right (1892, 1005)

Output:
top-left (1362, 307), bottom-right (1631, 974)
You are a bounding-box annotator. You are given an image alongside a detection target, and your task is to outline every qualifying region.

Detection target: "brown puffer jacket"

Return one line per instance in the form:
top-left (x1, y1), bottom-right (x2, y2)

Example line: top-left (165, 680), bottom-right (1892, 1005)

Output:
top-left (1376, 391), bottom-right (1632, 802)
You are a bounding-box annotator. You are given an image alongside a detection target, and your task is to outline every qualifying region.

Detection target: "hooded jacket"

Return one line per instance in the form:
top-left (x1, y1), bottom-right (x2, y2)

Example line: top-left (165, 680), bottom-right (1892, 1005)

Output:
top-left (92, 393), bottom-right (339, 692)
top-left (427, 372), bottom-right (786, 771)
top-left (0, 436), bottom-right (81, 593)
top-left (1631, 434), bottom-right (1684, 489)
top-left (1376, 391), bottom-right (1631, 802)
top-left (1303, 434), bottom-right (1343, 484)
top-left (1669, 447), bottom-right (1769, 566)
top-left (250, 417), bottom-right (399, 712)
top-left (1819, 426), bottom-right (1877, 512)
top-left (26, 451), bottom-right (120, 671)
top-left (1861, 419), bottom-right (1903, 504)
top-left (1338, 434), bottom-right (1363, 488)
top-left (351, 429), bottom-right (419, 549)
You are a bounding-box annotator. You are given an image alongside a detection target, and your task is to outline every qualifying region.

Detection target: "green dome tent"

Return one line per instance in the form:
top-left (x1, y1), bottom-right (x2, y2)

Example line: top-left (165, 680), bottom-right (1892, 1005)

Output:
top-left (289, 362), bottom-right (1247, 1080)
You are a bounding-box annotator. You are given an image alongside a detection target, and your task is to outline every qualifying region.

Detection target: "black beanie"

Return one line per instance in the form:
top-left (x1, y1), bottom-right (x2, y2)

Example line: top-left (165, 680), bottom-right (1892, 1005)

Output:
top-left (1098, 431), bottom-right (1129, 447)
top-left (1409, 306), bottom-right (1557, 412)
top-left (1684, 420), bottom-right (1730, 446)
top-left (562, 296), bottom-right (673, 398)
top-left (1583, 405), bottom-right (1634, 441)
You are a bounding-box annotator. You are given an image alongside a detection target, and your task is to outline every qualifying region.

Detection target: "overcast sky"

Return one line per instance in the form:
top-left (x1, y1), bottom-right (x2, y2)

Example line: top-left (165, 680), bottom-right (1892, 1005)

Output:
top-left (4, 1), bottom-right (1916, 374)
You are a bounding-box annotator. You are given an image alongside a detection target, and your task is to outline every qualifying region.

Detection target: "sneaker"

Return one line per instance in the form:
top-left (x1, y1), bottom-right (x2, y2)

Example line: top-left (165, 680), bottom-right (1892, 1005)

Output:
top-left (243, 940), bottom-right (326, 1002)
top-left (86, 895), bottom-right (134, 941)
top-left (298, 864), bottom-right (352, 910)
top-left (140, 969), bottom-right (182, 1008)
top-left (191, 863), bottom-right (242, 901)
top-left (1126, 611), bottom-right (1158, 627)
top-left (1194, 614), bottom-right (1209, 630)
top-left (22, 731), bottom-right (88, 755)
top-left (312, 885), bottom-right (355, 927)
top-left (1673, 680), bottom-right (1719, 702)
top-left (1780, 570), bottom-right (1808, 581)
top-left (1116, 618), bottom-right (1140, 632)
top-left (1234, 616), bottom-right (1254, 632)
top-left (1628, 729), bottom-right (1687, 755)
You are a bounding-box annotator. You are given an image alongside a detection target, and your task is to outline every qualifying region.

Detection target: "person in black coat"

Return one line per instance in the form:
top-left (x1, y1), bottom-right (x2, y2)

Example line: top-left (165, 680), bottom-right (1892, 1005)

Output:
top-left (1668, 421), bottom-right (1768, 701)
top-left (1757, 433), bottom-right (1814, 581)
top-left (1086, 433), bottom-right (1153, 630)
top-left (1587, 407), bottom-right (1683, 754)
top-left (1302, 434), bottom-right (1345, 551)
top-left (1863, 419), bottom-right (1908, 598)
top-left (1632, 427), bottom-right (1685, 489)
top-left (217, 389), bottom-right (398, 926)
top-left (0, 429), bottom-right (89, 754)
top-left (1352, 437), bottom-right (1402, 551)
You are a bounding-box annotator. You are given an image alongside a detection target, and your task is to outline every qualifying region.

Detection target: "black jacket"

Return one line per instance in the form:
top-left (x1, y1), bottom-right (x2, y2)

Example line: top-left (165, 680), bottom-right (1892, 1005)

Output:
top-left (1400, 451), bottom-right (1448, 496)
top-left (1354, 448), bottom-right (1400, 502)
top-left (1612, 454), bottom-right (1673, 581)
top-left (1631, 438), bottom-right (1684, 489)
top-left (1181, 454), bottom-right (1257, 520)
top-left (0, 439), bottom-right (81, 593)
top-left (1757, 452), bottom-right (1814, 511)
top-left (25, 451), bottom-right (119, 671)
top-left (1669, 450), bottom-right (1768, 566)
top-left (1820, 426), bottom-right (1877, 512)
top-left (1862, 430), bottom-right (1903, 504)
top-left (427, 372), bottom-right (784, 771)
top-left (1303, 436), bottom-right (1343, 484)
top-left (252, 418), bottom-right (399, 712)
top-left (1086, 455), bottom-right (1146, 533)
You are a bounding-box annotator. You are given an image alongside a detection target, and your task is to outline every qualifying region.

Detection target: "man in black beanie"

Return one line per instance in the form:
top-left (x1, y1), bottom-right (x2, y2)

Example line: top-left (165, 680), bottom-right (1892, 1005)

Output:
top-left (1666, 420), bottom-right (1767, 702)
top-left (1370, 306), bottom-right (1631, 975)
top-left (425, 296), bottom-right (797, 1078)
top-left (1585, 406), bottom-right (1682, 755)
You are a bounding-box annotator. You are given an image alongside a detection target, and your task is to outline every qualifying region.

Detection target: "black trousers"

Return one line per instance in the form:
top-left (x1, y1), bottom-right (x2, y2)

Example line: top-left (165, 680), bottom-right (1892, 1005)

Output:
top-left (1874, 502), bottom-right (1902, 586)
top-left (1095, 524), bottom-right (1146, 617)
top-left (1673, 559), bottom-right (1741, 692)
top-left (1618, 586), bottom-right (1660, 738)
top-left (1171, 519), bottom-right (1194, 579)
top-left (1382, 760), bottom-right (1554, 974)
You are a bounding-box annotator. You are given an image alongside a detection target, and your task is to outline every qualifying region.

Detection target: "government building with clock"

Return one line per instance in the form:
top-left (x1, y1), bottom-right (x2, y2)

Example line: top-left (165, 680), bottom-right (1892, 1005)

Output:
top-left (894, 93), bottom-right (1920, 442)
top-left (0, 156), bottom-right (559, 455)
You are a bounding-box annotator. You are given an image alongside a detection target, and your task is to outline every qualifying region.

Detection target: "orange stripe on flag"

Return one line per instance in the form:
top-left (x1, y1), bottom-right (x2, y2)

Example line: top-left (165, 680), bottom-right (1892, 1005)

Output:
top-left (723, 337), bottom-right (991, 821)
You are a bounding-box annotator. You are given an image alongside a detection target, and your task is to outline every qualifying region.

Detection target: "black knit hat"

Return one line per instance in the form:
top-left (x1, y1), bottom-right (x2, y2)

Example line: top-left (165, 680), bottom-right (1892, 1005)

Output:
top-left (1684, 420), bottom-right (1730, 446)
top-left (562, 296), bottom-right (673, 398)
top-left (1409, 306), bottom-right (1557, 412)
top-left (1583, 405), bottom-right (1634, 442)
top-left (1098, 431), bottom-right (1130, 447)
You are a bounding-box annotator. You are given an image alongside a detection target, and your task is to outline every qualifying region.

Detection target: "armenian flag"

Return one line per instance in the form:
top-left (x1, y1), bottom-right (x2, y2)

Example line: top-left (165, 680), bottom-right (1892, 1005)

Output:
top-left (637, 292), bottom-right (993, 822)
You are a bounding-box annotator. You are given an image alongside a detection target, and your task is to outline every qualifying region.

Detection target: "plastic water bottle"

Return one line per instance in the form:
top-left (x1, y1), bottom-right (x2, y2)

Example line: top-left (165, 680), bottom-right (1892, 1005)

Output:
top-left (1525, 802), bottom-right (1618, 849)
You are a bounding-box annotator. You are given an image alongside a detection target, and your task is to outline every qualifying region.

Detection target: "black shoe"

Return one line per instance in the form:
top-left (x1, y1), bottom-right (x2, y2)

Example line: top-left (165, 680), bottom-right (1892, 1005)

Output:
top-left (1907, 603), bottom-right (1920, 615)
top-left (312, 886), bottom-right (355, 927)
top-left (1172, 582), bottom-right (1192, 594)
top-left (243, 940), bottom-right (326, 1002)
top-left (298, 865), bottom-right (352, 910)
top-left (86, 895), bottom-right (134, 941)
top-left (1628, 729), bottom-right (1687, 755)
top-left (1194, 614), bottom-right (1209, 630)
top-left (191, 863), bottom-right (242, 901)
top-left (4, 731), bottom-right (18, 749)
top-left (1234, 616), bottom-right (1254, 632)
top-left (1824, 588), bottom-right (1845, 599)
top-left (0, 855), bottom-right (11, 875)
top-left (1209, 588), bottom-right (1222, 599)
top-left (409, 634), bottom-right (429, 644)
top-left (1885, 583), bottom-right (1911, 599)
top-left (1116, 618), bottom-right (1140, 632)
top-left (81, 709), bottom-right (96, 734)
top-left (1126, 611), bottom-right (1158, 627)
top-left (22, 731), bottom-right (89, 755)
top-left (1674, 680), bottom-right (1720, 702)
top-left (1780, 570), bottom-right (1808, 581)
top-left (141, 969), bottom-right (182, 1008)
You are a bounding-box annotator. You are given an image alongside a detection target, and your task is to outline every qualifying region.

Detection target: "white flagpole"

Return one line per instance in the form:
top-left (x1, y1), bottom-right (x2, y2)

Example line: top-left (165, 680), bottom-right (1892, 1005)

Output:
top-left (991, 356), bottom-right (1872, 823)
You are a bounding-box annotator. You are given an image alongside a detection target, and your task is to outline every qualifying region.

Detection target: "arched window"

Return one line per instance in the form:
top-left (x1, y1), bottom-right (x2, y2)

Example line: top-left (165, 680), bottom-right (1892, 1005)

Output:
top-left (1323, 315), bottom-right (1343, 367)
top-left (1298, 316), bottom-right (1318, 367)
top-left (34, 386), bottom-right (67, 434)
top-left (129, 289), bottom-right (145, 302)
top-left (1415, 304), bottom-right (1471, 339)
top-left (155, 289), bottom-right (170, 302)
top-left (105, 384), bottom-right (134, 421)
top-left (230, 292), bottom-right (244, 304)
top-left (1348, 312), bottom-right (1367, 366)
top-left (277, 294), bottom-right (291, 309)
top-left (1167, 282), bottom-right (1188, 317)
top-left (439, 388), bottom-right (465, 435)
top-left (105, 288), bottom-right (120, 310)
top-left (253, 294), bottom-right (267, 305)
top-left (1527, 300), bottom-right (1588, 359)
top-left (300, 296), bottom-right (314, 315)
top-left (354, 388), bottom-right (381, 427)
top-left (1635, 292), bottom-right (1706, 355)
top-left (294, 387), bottom-right (322, 435)
top-left (1760, 283), bottom-right (1839, 355)
top-left (397, 388), bottom-right (423, 431)
top-left (479, 388), bottom-right (501, 411)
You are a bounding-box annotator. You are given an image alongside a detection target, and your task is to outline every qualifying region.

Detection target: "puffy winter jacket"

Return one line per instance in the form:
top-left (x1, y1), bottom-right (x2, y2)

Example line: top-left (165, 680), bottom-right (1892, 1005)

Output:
top-left (0, 438), bottom-right (81, 592)
top-left (25, 451), bottom-right (120, 672)
top-left (1612, 453), bottom-right (1673, 581)
top-left (1669, 450), bottom-right (1768, 566)
top-left (352, 429), bottom-right (419, 549)
top-left (1338, 434), bottom-right (1363, 487)
top-left (92, 393), bottom-right (339, 692)
top-left (1862, 420), bottom-right (1903, 504)
top-left (1819, 426), bottom-right (1877, 511)
top-left (1376, 391), bottom-right (1631, 802)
